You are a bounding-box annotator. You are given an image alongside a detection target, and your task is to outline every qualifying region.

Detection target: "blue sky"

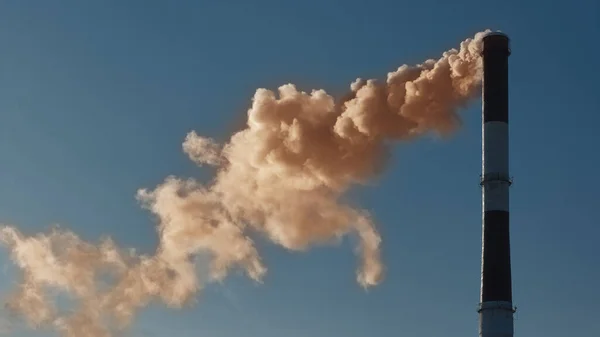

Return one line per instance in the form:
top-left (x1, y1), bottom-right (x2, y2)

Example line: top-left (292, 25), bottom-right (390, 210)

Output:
top-left (0, 1), bottom-right (598, 336)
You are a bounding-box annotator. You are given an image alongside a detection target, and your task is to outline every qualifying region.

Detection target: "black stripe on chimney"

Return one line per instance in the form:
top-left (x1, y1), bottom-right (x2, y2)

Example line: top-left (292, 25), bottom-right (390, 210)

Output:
top-left (482, 34), bottom-right (510, 124)
top-left (481, 210), bottom-right (512, 302)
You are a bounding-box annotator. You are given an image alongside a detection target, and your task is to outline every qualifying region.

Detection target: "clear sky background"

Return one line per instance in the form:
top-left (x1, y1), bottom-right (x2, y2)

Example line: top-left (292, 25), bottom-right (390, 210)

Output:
top-left (1, 1), bottom-right (598, 336)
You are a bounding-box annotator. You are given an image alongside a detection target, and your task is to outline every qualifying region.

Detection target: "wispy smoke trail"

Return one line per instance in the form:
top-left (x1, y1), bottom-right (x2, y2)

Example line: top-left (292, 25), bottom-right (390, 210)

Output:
top-left (0, 30), bottom-right (490, 336)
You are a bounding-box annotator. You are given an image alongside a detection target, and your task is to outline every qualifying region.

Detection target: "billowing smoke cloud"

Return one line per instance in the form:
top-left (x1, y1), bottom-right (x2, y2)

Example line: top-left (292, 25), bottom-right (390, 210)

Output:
top-left (0, 30), bottom-right (490, 336)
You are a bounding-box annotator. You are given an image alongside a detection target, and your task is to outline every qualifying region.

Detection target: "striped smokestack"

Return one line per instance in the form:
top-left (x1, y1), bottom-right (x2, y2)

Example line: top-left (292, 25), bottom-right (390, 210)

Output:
top-left (478, 32), bottom-right (515, 337)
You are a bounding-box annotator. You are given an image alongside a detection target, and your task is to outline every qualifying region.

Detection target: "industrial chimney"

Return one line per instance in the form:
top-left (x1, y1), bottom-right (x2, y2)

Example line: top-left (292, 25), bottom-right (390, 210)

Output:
top-left (478, 32), bottom-right (515, 337)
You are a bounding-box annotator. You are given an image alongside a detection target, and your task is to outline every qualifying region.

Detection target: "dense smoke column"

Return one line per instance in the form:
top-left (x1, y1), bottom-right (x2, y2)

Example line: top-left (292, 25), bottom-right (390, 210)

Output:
top-left (0, 30), bottom-right (492, 337)
top-left (479, 32), bottom-right (514, 337)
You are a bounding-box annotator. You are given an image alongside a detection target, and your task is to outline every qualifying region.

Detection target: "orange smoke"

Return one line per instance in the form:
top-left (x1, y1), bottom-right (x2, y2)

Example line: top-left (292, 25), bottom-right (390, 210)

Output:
top-left (0, 30), bottom-right (490, 337)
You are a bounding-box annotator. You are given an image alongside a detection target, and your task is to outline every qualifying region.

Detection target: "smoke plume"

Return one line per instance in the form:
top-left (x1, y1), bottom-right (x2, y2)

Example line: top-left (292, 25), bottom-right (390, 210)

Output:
top-left (0, 30), bottom-right (490, 336)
